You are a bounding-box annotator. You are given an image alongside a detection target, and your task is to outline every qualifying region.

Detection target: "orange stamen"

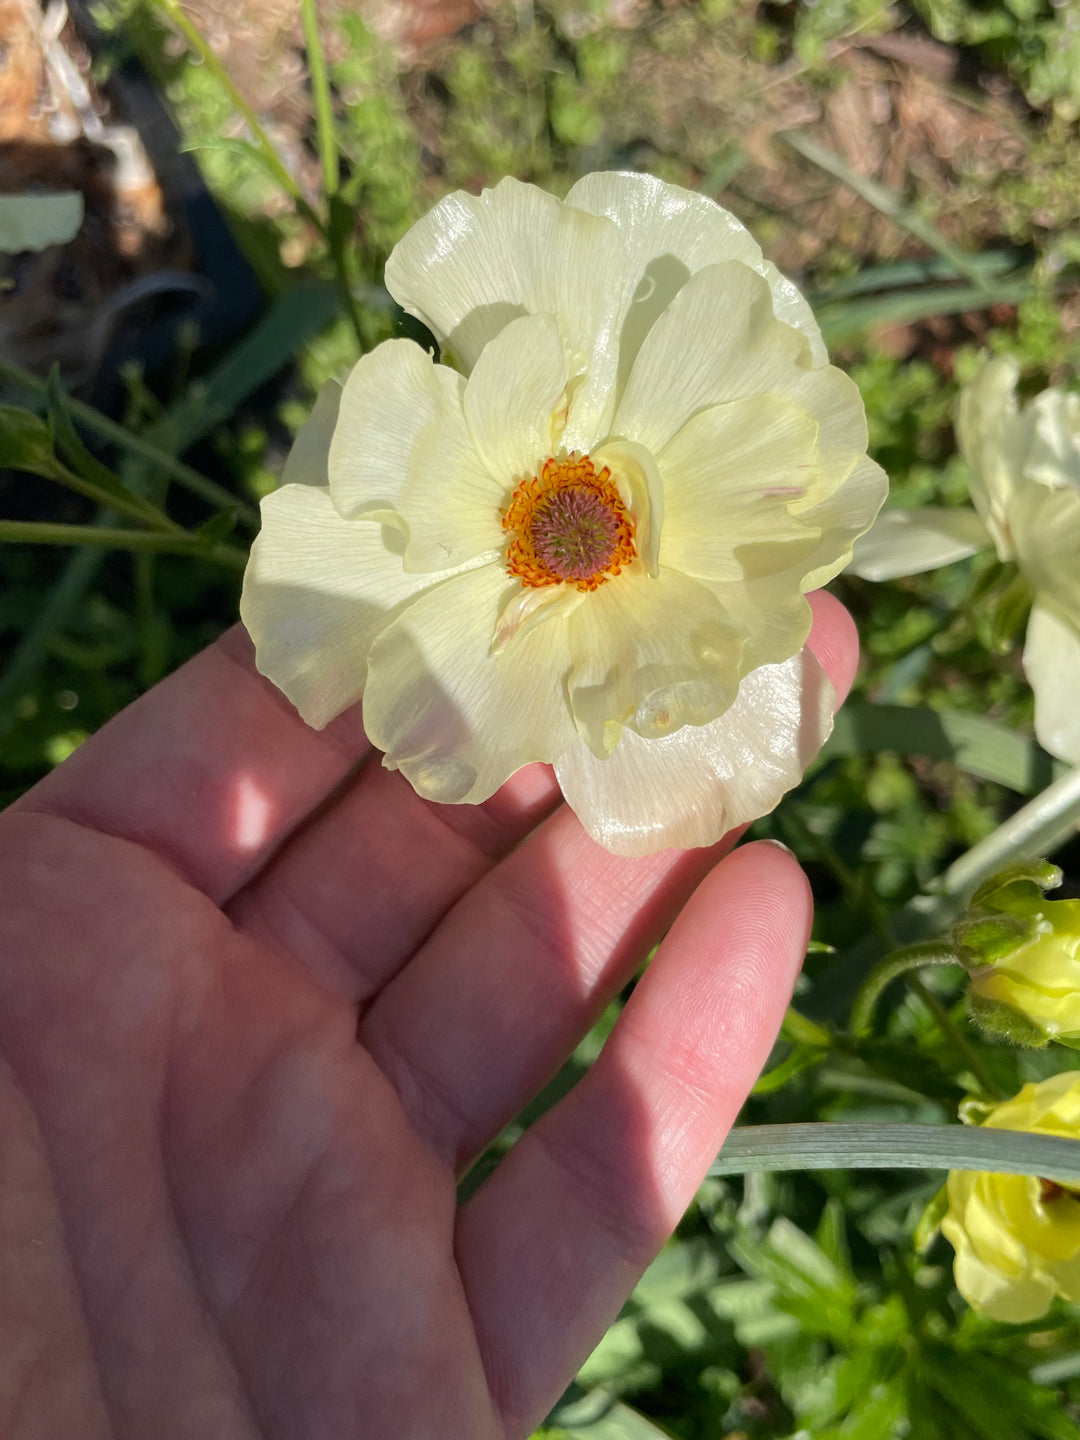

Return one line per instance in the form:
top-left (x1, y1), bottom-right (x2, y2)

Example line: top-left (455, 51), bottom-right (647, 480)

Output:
top-left (501, 454), bottom-right (637, 592)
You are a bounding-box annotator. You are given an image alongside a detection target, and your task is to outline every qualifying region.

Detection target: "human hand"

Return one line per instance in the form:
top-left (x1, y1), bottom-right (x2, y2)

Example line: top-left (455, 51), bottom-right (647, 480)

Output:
top-left (0, 591), bottom-right (856, 1440)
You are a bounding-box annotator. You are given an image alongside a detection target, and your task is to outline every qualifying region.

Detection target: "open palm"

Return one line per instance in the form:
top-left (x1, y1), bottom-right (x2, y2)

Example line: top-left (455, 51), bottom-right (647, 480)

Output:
top-left (0, 593), bottom-right (855, 1440)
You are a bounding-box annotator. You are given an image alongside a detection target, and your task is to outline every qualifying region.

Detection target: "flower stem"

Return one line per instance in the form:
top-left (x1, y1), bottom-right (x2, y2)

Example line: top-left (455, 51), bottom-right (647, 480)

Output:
top-left (300, 0), bottom-right (339, 198)
top-left (905, 974), bottom-right (1005, 1100)
top-left (155, 0), bottom-right (319, 228)
top-left (0, 358), bottom-right (258, 528)
top-left (0, 520), bottom-right (247, 570)
top-left (850, 941), bottom-right (958, 1037)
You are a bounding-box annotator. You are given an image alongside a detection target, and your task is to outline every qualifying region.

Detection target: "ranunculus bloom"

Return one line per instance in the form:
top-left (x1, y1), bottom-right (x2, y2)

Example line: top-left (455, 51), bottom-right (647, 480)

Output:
top-left (850, 356), bottom-right (1080, 765)
top-left (943, 1072), bottom-right (1080, 1322)
top-left (242, 173), bottom-right (886, 854)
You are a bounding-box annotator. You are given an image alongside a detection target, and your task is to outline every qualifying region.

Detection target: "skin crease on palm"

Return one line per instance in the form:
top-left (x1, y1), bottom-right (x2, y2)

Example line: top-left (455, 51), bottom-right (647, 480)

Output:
top-left (0, 589), bottom-right (857, 1440)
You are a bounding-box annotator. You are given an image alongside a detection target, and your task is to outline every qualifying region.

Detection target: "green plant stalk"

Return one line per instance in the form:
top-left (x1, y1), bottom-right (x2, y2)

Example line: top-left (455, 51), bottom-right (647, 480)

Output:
top-left (38, 455), bottom-right (182, 534)
top-left (327, 218), bottom-right (367, 352)
top-left (0, 519), bottom-right (247, 570)
top-left (154, 0), bottom-right (319, 227)
top-left (850, 941), bottom-right (959, 1036)
top-left (300, 0), bottom-right (339, 197)
top-left (781, 1004), bottom-right (832, 1049)
top-left (710, 1122), bottom-right (1080, 1183)
top-left (0, 358), bottom-right (258, 528)
top-left (906, 973), bottom-right (1004, 1101)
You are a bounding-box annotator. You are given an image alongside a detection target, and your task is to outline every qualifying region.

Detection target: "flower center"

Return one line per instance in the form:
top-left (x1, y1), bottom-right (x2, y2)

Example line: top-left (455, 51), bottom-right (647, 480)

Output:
top-left (502, 454), bottom-right (636, 592)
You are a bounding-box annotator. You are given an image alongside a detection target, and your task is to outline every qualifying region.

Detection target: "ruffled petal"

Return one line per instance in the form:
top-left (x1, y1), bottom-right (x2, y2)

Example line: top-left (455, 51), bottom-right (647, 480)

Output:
top-left (281, 380), bottom-right (341, 487)
top-left (384, 177), bottom-right (628, 447)
top-left (463, 314), bottom-right (569, 484)
top-left (1023, 599), bottom-right (1080, 765)
top-left (555, 646), bottom-right (834, 855)
top-left (240, 484), bottom-right (468, 729)
top-left (327, 338), bottom-right (504, 571)
top-left (362, 564), bottom-right (578, 805)
top-left (614, 262), bottom-right (867, 464)
top-left (955, 355), bottom-right (1023, 558)
top-left (565, 568), bottom-right (745, 755)
top-left (565, 171), bottom-right (827, 392)
top-left (1011, 479), bottom-right (1080, 617)
top-left (657, 392), bottom-right (823, 584)
top-left (944, 1211), bottom-right (1054, 1323)
top-left (706, 570), bottom-right (813, 671)
top-left (1021, 388), bottom-right (1080, 491)
top-left (849, 506), bottom-right (992, 581)
top-left (797, 453), bottom-right (891, 590)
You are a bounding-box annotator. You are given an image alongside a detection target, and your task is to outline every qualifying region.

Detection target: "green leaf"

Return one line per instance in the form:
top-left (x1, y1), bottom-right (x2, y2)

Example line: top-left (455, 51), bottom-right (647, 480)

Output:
top-left (710, 1123), bottom-right (1080, 1185)
top-left (0, 406), bottom-right (68, 479)
top-left (969, 859), bottom-right (1063, 910)
top-left (778, 130), bottom-right (990, 289)
top-left (550, 1386), bottom-right (677, 1438)
top-left (195, 508), bottom-right (239, 547)
top-left (824, 701), bottom-right (1060, 794)
top-left (913, 1183), bottom-right (949, 1254)
top-left (816, 279), bottom-right (1037, 344)
top-left (0, 192), bottom-right (83, 253)
top-left (301, 0), bottom-right (340, 197)
top-left (45, 368), bottom-right (132, 501)
top-left (921, 1347), bottom-right (1079, 1440)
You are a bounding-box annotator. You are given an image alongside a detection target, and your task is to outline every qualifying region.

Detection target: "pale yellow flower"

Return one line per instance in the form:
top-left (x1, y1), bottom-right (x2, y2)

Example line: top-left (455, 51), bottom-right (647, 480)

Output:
top-left (242, 173), bottom-right (886, 854)
top-left (943, 1071), bottom-right (1080, 1322)
top-left (966, 898), bottom-right (1080, 1043)
top-left (851, 356), bottom-right (1080, 765)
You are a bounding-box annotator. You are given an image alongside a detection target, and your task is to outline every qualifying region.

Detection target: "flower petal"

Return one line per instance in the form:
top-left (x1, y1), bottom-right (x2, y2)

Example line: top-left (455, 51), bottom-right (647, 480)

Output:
top-left (1011, 479), bottom-right (1080, 617)
top-left (565, 170), bottom-right (828, 387)
top-left (657, 392), bottom-right (823, 584)
top-left (849, 506), bottom-right (992, 581)
top-left (327, 338), bottom-right (504, 571)
top-left (555, 646), bottom-right (834, 855)
top-left (706, 569), bottom-right (813, 671)
top-left (1023, 599), bottom-right (1080, 765)
top-left (362, 565), bottom-right (578, 805)
top-left (281, 380), bottom-right (341, 487)
top-left (592, 437), bottom-right (664, 577)
top-left (955, 355), bottom-right (1023, 558)
top-left (797, 453), bottom-right (891, 590)
top-left (565, 568), bottom-right (746, 755)
top-left (384, 177), bottom-right (628, 446)
top-left (613, 262), bottom-right (866, 463)
top-left (463, 314), bottom-right (569, 483)
top-left (240, 484), bottom-right (466, 729)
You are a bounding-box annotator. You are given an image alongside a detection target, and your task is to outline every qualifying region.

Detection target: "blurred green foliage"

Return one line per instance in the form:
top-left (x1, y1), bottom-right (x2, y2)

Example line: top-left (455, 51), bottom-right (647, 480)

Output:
top-left (5, 0), bottom-right (1080, 1435)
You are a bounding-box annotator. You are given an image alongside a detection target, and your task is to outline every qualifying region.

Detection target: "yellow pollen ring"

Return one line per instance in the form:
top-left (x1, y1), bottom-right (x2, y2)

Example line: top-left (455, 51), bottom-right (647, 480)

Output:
top-left (501, 454), bottom-right (637, 593)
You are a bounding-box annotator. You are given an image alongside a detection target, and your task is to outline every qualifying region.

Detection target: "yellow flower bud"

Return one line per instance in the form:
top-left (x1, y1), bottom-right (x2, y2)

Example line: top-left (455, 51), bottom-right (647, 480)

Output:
top-left (943, 1071), bottom-right (1080, 1322)
top-left (968, 897), bottom-right (1080, 1043)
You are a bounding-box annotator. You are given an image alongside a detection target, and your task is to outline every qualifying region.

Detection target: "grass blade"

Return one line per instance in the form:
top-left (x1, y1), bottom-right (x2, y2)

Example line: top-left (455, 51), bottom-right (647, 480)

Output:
top-left (778, 129), bottom-right (989, 290)
top-left (711, 1123), bottom-right (1080, 1183)
top-left (301, 0), bottom-right (339, 198)
top-left (824, 700), bottom-right (1061, 794)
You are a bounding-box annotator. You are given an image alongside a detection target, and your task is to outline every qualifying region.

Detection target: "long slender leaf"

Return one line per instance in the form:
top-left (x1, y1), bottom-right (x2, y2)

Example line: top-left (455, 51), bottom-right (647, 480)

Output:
top-left (809, 249), bottom-right (1026, 304)
top-left (778, 130), bottom-right (988, 288)
top-left (816, 279), bottom-right (1037, 343)
top-left (825, 700), bottom-right (1059, 793)
top-left (710, 1123), bottom-right (1080, 1183)
top-left (301, 0), bottom-right (339, 197)
top-left (0, 357), bottom-right (256, 526)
